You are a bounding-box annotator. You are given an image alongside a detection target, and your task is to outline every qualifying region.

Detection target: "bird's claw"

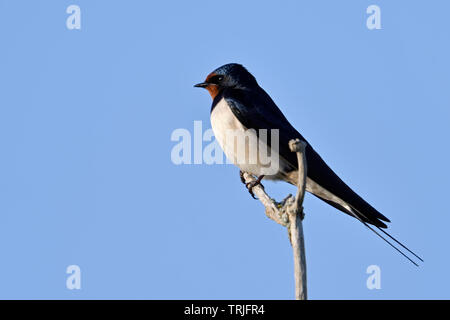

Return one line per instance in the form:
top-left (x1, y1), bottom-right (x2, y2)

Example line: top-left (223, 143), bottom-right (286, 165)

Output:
top-left (246, 182), bottom-right (258, 199)
top-left (239, 170), bottom-right (246, 184)
top-left (244, 175), bottom-right (265, 200)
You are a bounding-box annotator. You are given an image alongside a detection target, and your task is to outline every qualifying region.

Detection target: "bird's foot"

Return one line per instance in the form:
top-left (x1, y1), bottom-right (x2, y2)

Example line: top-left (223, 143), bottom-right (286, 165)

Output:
top-left (245, 175), bottom-right (265, 199)
top-left (239, 170), bottom-right (246, 184)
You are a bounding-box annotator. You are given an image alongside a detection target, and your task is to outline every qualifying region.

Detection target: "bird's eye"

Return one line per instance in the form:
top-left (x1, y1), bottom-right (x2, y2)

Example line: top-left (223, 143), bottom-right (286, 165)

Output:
top-left (208, 75), bottom-right (224, 85)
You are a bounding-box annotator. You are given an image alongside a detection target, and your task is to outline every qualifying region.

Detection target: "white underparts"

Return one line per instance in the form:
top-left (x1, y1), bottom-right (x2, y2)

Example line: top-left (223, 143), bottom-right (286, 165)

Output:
top-left (210, 98), bottom-right (354, 213)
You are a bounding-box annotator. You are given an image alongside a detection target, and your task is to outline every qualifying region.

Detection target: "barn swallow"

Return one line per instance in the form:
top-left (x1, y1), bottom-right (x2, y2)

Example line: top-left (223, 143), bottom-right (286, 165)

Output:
top-left (195, 63), bottom-right (422, 265)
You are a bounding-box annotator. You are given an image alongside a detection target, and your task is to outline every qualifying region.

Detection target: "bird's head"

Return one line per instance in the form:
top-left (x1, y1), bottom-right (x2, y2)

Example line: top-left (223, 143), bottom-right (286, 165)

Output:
top-left (194, 63), bottom-right (258, 99)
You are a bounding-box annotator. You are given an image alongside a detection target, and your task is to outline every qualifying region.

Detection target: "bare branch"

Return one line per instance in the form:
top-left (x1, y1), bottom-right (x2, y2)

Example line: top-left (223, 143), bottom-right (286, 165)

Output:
top-left (287, 139), bottom-right (307, 300)
top-left (242, 138), bottom-right (308, 300)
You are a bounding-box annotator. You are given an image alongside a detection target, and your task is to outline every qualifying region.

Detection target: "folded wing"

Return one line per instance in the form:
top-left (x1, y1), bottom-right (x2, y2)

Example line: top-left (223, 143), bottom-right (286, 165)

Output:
top-left (221, 87), bottom-right (390, 228)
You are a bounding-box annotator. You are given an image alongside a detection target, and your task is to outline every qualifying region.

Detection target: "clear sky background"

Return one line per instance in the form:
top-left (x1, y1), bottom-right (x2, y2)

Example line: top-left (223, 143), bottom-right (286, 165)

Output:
top-left (0, 0), bottom-right (449, 299)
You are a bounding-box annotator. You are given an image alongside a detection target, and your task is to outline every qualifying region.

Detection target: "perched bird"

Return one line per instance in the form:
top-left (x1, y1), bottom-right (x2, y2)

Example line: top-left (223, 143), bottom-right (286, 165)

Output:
top-left (195, 63), bottom-right (422, 265)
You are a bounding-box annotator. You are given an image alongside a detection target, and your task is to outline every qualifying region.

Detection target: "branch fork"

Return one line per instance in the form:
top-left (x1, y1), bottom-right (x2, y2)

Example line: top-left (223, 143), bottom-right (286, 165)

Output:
top-left (242, 138), bottom-right (308, 300)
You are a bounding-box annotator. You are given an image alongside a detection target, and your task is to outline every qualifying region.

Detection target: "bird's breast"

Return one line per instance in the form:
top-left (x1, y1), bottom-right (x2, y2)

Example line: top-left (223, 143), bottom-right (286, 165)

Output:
top-left (210, 98), bottom-right (282, 177)
top-left (210, 98), bottom-right (246, 145)
top-left (210, 98), bottom-right (246, 164)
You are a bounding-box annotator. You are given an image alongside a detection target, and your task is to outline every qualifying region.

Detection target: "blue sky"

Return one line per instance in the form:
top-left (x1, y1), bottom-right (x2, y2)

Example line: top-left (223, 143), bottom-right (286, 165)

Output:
top-left (0, 0), bottom-right (449, 299)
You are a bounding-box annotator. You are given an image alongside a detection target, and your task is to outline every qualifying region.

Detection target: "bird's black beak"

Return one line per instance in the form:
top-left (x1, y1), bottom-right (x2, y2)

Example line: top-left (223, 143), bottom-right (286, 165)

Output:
top-left (194, 82), bottom-right (209, 88)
